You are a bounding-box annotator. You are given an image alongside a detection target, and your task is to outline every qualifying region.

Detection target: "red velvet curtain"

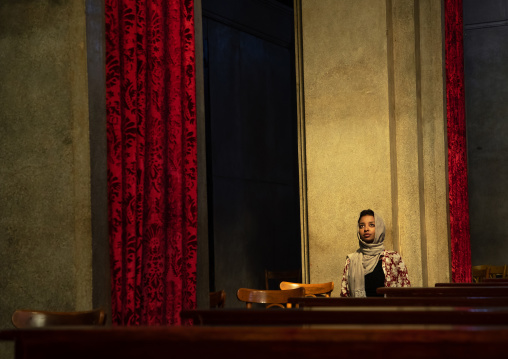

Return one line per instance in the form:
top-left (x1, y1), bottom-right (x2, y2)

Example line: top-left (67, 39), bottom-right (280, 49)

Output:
top-left (105, 0), bottom-right (197, 325)
top-left (445, 0), bottom-right (471, 282)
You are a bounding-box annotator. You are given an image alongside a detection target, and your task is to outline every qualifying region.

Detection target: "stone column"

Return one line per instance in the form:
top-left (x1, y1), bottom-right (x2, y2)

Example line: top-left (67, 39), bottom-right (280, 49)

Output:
top-left (0, 3), bottom-right (92, 357)
top-left (296, 0), bottom-right (450, 290)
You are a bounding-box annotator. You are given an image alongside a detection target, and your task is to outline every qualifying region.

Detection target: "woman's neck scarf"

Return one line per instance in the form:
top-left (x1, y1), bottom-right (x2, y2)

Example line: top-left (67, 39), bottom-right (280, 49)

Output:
top-left (347, 212), bottom-right (386, 297)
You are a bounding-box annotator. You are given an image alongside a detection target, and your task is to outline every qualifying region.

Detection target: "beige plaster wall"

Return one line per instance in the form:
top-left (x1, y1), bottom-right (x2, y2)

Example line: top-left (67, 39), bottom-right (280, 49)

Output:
top-left (297, 0), bottom-right (450, 291)
top-left (0, 1), bottom-right (92, 356)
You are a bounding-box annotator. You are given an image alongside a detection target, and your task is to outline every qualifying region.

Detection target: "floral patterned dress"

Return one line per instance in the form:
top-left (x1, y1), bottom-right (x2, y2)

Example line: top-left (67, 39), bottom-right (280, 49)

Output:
top-left (340, 250), bottom-right (411, 297)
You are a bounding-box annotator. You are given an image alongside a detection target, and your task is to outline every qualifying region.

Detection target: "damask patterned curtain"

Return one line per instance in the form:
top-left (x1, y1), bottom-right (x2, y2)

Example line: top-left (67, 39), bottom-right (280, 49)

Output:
top-left (105, 0), bottom-right (197, 325)
top-left (445, 0), bottom-right (472, 282)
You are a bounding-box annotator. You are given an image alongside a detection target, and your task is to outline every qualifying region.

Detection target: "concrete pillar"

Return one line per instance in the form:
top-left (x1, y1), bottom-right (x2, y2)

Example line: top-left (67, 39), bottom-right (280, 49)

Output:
top-left (0, 2), bottom-right (92, 357)
top-left (296, 0), bottom-right (450, 290)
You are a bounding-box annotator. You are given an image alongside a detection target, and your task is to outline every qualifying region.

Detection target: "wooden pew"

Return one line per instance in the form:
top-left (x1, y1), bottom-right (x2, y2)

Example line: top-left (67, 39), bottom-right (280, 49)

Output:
top-left (288, 296), bottom-right (508, 308)
top-left (484, 278), bottom-right (508, 283)
top-left (377, 286), bottom-right (508, 297)
top-left (435, 282), bottom-right (508, 287)
top-left (181, 307), bottom-right (508, 326)
top-left (3, 326), bottom-right (508, 359)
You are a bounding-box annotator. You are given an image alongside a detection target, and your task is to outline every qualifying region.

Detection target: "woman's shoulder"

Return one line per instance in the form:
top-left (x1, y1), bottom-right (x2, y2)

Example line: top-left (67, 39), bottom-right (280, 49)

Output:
top-left (346, 249), bottom-right (361, 259)
top-left (382, 250), bottom-right (404, 261)
top-left (383, 249), bottom-right (399, 255)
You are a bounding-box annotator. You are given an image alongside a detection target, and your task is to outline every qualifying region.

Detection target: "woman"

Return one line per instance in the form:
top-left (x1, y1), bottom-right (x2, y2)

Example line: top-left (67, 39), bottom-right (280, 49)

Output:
top-left (340, 209), bottom-right (410, 297)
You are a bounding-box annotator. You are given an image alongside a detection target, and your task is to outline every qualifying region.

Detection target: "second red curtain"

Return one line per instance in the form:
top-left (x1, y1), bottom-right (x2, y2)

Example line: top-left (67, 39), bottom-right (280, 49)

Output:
top-left (445, 0), bottom-right (472, 283)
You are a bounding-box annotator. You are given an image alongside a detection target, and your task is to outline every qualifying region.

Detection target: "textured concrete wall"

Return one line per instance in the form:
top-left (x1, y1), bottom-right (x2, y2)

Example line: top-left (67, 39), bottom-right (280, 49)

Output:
top-left (300, 0), bottom-right (394, 286)
top-left (298, 0), bottom-right (450, 291)
top-left (417, 0), bottom-right (451, 287)
top-left (0, 1), bottom-right (92, 356)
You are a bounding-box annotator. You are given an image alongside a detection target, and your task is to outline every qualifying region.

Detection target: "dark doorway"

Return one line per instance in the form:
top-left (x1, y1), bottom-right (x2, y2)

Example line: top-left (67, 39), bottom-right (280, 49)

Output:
top-left (463, 1), bottom-right (508, 267)
top-left (202, 0), bottom-right (301, 307)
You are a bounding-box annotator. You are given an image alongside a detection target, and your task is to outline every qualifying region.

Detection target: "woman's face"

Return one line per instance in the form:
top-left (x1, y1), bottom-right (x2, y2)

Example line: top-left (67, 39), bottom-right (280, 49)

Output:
top-left (358, 215), bottom-right (376, 242)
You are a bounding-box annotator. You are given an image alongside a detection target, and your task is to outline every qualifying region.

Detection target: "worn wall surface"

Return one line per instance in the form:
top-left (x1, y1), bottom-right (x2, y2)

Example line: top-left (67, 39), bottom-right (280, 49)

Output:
top-left (0, 1), bottom-right (92, 356)
top-left (464, 0), bottom-right (508, 267)
top-left (298, 0), bottom-right (450, 291)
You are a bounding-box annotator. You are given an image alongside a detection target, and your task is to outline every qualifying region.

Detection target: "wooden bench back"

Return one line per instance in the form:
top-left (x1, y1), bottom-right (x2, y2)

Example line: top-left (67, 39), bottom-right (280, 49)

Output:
top-left (12, 308), bottom-right (106, 328)
top-left (279, 281), bottom-right (334, 297)
top-left (265, 269), bottom-right (301, 290)
top-left (484, 278), bottom-right (508, 283)
top-left (435, 282), bottom-right (508, 286)
top-left (182, 307), bottom-right (508, 326)
top-left (237, 287), bottom-right (305, 308)
top-left (4, 326), bottom-right (508, 359)
top-left (488, 265), bottom-right (507, 279)
top-left (209, 290), bottom-right (226, 308)
top-left (287, 296), bottom-right (508, 308)
top-left (378, 286), bottom-right (508, 297)
top-left (472, 265), bottom-right (489, 282)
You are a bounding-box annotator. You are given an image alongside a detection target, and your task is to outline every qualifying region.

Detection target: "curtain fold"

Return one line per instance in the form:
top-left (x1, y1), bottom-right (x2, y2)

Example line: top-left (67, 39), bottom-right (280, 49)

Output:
top-left (106, 0), bottom-right (197, 325)
top-left (444, 0), bottom-right (472, 282)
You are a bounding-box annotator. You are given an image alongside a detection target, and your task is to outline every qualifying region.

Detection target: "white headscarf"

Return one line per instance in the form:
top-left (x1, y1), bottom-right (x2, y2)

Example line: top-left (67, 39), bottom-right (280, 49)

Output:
top-left (346, 211), bottom-right (386, 297)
